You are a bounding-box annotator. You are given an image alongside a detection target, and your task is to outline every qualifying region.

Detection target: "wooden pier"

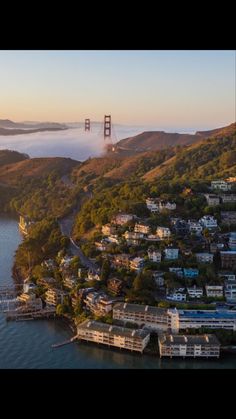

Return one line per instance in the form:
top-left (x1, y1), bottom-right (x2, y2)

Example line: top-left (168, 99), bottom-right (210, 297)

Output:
top-left (51, 335), bottom-right (78, 349)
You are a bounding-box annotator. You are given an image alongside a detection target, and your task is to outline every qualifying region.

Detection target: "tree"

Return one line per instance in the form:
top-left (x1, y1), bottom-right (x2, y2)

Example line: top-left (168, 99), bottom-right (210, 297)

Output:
top-left (100, 259), bottom-right (110, 283)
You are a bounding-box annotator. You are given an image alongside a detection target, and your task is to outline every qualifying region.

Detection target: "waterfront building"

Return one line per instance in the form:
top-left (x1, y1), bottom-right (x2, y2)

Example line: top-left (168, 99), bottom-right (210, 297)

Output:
top-left (158, 334), bottom-right (220, 358)
top-left (205, 285), bottom-right (224, 298)
top-left (45, 288), bottom-right (68, 307)
top-left (195, 252), bottom-right (214, 263)
top-left (220, 251), bottom-right (236, 270)
top-left (168, 308), bottom-right (236, 333)
top-left (113, 302), bottom-right (169, 331)
top-left (77, 320), bottom-right (150, 353)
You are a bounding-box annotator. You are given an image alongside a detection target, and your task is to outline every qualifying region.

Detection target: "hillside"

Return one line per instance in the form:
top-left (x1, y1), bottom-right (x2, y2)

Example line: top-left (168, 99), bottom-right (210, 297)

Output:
top-left (116, 122), bottom-right (236, 152)
top-left (0, 156), bottom-right (80, 186)
top-left (143, 131), bottom-right (236, 182)
top-left (0, 126), bottom-right (68, 136)
top-left (0, 150), bottom-right (29, 168)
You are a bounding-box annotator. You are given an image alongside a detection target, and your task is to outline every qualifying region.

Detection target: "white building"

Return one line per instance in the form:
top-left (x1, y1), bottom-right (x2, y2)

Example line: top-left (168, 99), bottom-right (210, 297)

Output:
top-left (205, 285), bottom-right (224, 298)
top-left (166, 292), bottom-right (187, 302)
top-left (188, 220), bottom-right (203, 235)
top-left (187, 286), bottom-right (203, 299)
top-left (199, 215), bottom-right (218, 229)
top-left (77, 320), bottom-right (150, 353)
top-left (147, 248), bottom-right (162, 263)
top-left (146, 198), bottom-right (159, 212)
top-left (218, 271), bottom-right (235, 282)
top-left (156, 226), bottom-right (171, 240)
top-left (195, 253), bottom-right (214, 263)
top-left (211, 180), bottom-right (231, 191)
top-left (164, 248), bottom-right (179, 260)
top-left (152, 271), bottom-right (165, 287)
top-left (159, 334), bottom-right (220, 359)
top-left (204, 194), bottom-right (220, 206)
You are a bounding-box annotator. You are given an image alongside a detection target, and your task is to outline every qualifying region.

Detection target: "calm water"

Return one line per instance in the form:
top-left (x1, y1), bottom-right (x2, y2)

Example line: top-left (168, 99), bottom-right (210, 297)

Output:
top-left (0, 215), bottom-right (236, 369)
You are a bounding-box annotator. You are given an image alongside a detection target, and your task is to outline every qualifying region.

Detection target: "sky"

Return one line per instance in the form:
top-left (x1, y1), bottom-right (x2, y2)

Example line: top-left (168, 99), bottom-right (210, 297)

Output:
top-left (0, 50), bottom-right (235, 130)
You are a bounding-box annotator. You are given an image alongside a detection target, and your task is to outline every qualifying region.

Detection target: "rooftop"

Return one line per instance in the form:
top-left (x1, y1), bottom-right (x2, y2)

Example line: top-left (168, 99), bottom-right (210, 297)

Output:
top-left (77, 319), bottom-right (150, 339)
top-left (177, 309), bottom-right (236, 319)
top-left (159, 334), bottom-right (220, 346)
top-left (113, 302), bottom-right (167, 316)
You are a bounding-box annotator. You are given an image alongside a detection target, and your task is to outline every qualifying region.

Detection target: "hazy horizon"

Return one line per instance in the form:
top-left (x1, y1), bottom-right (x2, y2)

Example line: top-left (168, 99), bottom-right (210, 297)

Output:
top-left (0, 50), bottom-right (235, 127)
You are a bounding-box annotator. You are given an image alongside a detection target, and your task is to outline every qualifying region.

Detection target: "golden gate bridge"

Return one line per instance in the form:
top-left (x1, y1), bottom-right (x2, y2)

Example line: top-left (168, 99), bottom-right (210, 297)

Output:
top-left (84, 114), bottom-right (118, 152)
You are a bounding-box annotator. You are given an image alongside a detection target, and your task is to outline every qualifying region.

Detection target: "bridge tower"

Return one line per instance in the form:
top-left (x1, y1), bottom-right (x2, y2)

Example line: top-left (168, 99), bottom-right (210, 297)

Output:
top-left (85, 118), bottom-right (90, 132)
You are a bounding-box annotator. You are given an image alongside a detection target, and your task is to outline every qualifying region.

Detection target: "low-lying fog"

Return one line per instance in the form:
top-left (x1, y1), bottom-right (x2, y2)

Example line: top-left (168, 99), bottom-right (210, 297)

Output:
top-left (0, 124), bottom-right (196, 162)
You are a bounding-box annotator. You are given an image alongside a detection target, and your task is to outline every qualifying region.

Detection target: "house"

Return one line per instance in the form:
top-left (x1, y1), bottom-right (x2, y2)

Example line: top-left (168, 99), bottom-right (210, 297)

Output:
top-left (158, 334), bottom-right (220, 358)
top-left (41, 259), bottom-right (56, 270)
top-left (147, 247), bottom-right (162, 263)
top-left (95, 241), bottom-right (108, 251)
top-left (152, 271), bottom-right (165, 287)
top-left (199, 215), bottom-right (218, 229)
top-left (145, 234), bottom-right (160, 242)
top-left (129, 257), bottom-right (145, 272)
top-left (221, 194), bottom-right (236, 203)
top-left (187, 286), bottom-right (203, 299)
top-left (166, 292), bottom-right (187, 302)
top-left (87, 270), bottom-right (101, 282)
top-left (211, 180), bottom-right (231, 191)
top-left (169, 267), bottom-right (183, 278)
top-left (229, 232), bottom-right (236, 250)
top-left (111, 213), bottom-right (135, 226)
top-left (112, 254), bottom-right (131, 269)
top-left (23, 278), bottom-right (37, 294)
top-left (37, 277), bottom-right (57, 288)
top-left (205, 285), bottom-right (224, 298)
top-left (204, 194), bottom-right (220, 206)
top-left (146, 198), bottom-right (176, 213)
top-left (172, 219), bottom-right (189, 236)
top-left (77, 320), bottom-right (150, 353)
top-left (106, 234), bottom-right (120, 244)
top-left (224, 281), bottom-right (236, 303)
top-left (107, 277), bottom-right (123, 296)
top-left (210, 242), bottom-right (225, 253)
top-left (221, 212), bottom-right (236, 226)
top-left (123, 231), bottom-right (144, 245)
top-left (183, 268), bottom-right (199, 278)
top-left (219, 271), bottom-right (235, 281)
top-left (45, 288), bottom-right (68, 307)
top-left (164, 248), bottom-right (179, 260)
top-left (84, 292), bottom-right (113, 315)
top-left (188, 220), bottom-right (203, 235)
top-left (220, 251), bottom-right (236, 270)
top-left (134, 222), bottom-right (151, 234)
top-left (156, 226), bottom-right (171, 240)
top-left (102, 223), bottom-right (117, 236)
top-left (195, 253), bottom-right (214, 263)
top-left (63, 275), bottom-right (78, 289)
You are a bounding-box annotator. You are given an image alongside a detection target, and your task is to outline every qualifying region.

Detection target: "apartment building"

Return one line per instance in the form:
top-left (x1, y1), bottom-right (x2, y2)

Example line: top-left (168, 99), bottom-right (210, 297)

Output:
top-left (134, 222), bottom-right (151, 234)
top-left (147, 248), bottom-right (162, 263)
top-left (112, 254), bottom-right (131, 269)
top-left (156, 226), bottom-right (171, 240)
top-left (220, 251), bottom-right (236, 270)
top-left (164, 248), bottom-right (179, 260)
top-left (188, 220), bottom-right (203, 235)
top-left (45, 288), bottom-right (67, 307)
top-left (211, 180), bottom-right (231, 191)
top-left (113, 302), bottom-right (169, 331)
top-left (158, 334), bottom-right (220, 358)
top-left (187, 286), bottom-right (203, 299)
top-left (205, 285), bottom-right (224, 298)
top-left (84, 292), bottom-right (113, 316)
top-left (129, 257), bottom-right (145, 271)
top-left (199, 215), bottom-right (218, 229)
top-left (77, 320), bottom-right (150, 353)
top-left (204, 194), bottom-right (220, 206)
top-left (107, 278), bottom-right (123, 296)
top-left (224, 281), bottom-right (236, 303)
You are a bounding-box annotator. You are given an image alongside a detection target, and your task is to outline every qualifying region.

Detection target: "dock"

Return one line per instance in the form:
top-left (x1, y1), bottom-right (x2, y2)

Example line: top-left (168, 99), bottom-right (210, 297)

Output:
top-left (51, 335), bottom-right (78, 349)
top-left (6, 308), bottom-right (56, 321)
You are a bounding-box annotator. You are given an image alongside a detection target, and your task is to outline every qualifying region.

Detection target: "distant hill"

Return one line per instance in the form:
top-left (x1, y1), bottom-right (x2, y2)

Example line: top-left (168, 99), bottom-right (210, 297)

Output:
top-left (116, 122), bottom-right (236, 152)
top-left (0, 150), bottom-right (29, 168)
top-left (0, 156), bottom-right (80, 186)
top-left (0, 119), bottom-right (68, 130)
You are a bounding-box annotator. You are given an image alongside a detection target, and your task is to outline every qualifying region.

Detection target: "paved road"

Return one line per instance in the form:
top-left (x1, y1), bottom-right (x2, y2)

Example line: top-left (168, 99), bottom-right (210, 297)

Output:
top-left (58, 201), bottom-right (97, 271)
